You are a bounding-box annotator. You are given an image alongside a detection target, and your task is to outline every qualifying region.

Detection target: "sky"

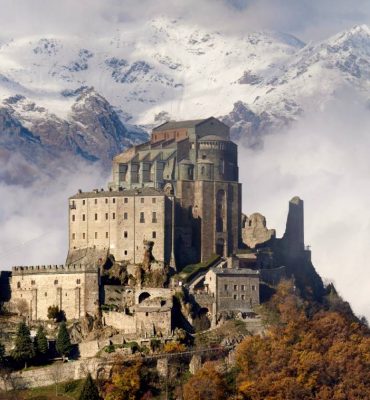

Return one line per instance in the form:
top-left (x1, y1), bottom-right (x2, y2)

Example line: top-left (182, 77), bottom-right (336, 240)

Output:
top-left (0, 0), bottom-right (369, 319)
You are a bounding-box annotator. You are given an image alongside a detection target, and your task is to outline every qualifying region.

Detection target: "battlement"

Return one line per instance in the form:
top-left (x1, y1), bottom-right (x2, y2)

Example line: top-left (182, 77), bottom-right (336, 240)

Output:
top-left (12, 264), bottom-right (98, 275)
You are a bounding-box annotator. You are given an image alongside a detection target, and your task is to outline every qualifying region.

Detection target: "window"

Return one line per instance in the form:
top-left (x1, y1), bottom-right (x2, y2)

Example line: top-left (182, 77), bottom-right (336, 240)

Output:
top-left (152, 212), bottom-right (157, 223)
top-left (72, 233), bottom-right (75, 240)
top-left (105, 213), bottom-right (108, 220)
top-left (202, 154), bottom-right (207, 159)
top-left (241, 285), bottom-right (245, 291)
top-left (76, 279), bottom-right (81, 284)
top-left (124, 250), bottom-right (128, 255)
top-left (17, 282), bottom-right (21, 289)
top-left (82, 214), bottom-right (86, 221)
top-left (95, 213), bottom-right (98, 221)
top-left (31, 280), bottom-right (35, 285)
top-left (95, 232), bottom-right (98, 239)
top-left (124, 212), bottom-right (128, 220)
top-left (105, 198), bottom-right (108, 204)
top-left (106, 232), bottom-right (109, 238)
top-left (124, 198), bottom-right (128, 203)
top-left (252, 285), bottom-right (256, 291)
top-left (113, 198), bottom-right (116, 204)
top-left (140, 197), bottom-right (144, 203)
top-left (241, 295), bottom-right (245, 300)
top-left (140, 212), bottom-right (145, 223)
top-left (94, 199), bottom-right (97, 204)
top-left (224, 284), bottom-right (228, 291)
top-left (54, 280), bottom-right (58, 285)
top-left (83, 200), bottom-right (86, 205)
top-left (233, 294), bottom-right (238, 300)
top-left (82, 233), bottom-right (86, 239)
top-left (72, 214), bottom-right (75, 222)
top-left (152, 231), bottom-right (156, 239)
top-left (152, 198), bottom-right (156, 204)
top-left (234, 285), bottom-right (238, 290)
top-left (112, 213), bottom-right (116, 220)
top-left (124, 231), bottom-right (128, 238)
top-left (201, 166), bottom-right (205, 175)
top-left (45, 292), bottom-right (47, 297)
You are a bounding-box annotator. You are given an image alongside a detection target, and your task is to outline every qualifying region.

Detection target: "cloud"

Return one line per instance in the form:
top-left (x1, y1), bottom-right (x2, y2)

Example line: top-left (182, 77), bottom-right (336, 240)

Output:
top-left (1, 0), bottom-right (370, 42)
top-left (0, 160), bottom-right (108, 269)
top-left (239, 89), bottom-right (370, 320)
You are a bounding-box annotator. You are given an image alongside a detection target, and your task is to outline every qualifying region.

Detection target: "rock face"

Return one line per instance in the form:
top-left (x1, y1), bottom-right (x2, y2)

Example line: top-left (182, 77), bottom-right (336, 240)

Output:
top-left (242, 213), bottom-right (276, 248)
top-left (0, 88), bottom-right (148, 184)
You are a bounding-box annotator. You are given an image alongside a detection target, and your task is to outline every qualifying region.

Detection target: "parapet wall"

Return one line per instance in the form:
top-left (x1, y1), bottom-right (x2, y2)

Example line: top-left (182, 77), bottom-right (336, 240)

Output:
top-left (12, 264), bottom-right (98, 275)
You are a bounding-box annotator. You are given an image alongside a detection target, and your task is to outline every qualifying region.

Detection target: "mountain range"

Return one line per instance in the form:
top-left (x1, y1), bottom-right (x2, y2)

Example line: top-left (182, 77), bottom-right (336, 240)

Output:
top-left (1, 18), bottom-right (370, 183)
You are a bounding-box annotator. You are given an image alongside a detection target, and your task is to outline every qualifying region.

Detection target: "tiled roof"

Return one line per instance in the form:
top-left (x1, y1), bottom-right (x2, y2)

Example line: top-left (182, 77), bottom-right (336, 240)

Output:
top-left (70, 187), bottom-right (166, 199)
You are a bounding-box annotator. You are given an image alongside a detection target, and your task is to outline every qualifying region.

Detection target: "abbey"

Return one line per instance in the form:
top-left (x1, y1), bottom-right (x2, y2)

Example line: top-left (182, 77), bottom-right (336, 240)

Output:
top-left (68, 117), bottom-right (241, 268)
top-left (2, 117), bottom-right (322, 338)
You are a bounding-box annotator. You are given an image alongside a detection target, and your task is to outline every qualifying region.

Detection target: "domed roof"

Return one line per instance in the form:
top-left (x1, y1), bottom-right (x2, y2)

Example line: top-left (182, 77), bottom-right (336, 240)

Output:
top-left (198, 135), bottom-right (229, 142)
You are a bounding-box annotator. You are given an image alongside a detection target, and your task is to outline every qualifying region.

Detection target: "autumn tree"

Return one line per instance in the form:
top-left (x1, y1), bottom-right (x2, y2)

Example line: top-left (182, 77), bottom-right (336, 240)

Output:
top-left (11, 322), bottom-right (35, 368)
top-left (104, 361), bottom-right (142, 400)
top-left (183, 361), bottom-right (226, 400)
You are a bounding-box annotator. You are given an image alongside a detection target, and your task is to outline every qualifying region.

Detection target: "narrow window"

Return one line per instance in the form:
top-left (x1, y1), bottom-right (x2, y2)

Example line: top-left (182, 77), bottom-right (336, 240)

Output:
top-left (112, 213), bottom-right (116, 220)
top-left (54, 280), bottom-right (58, 285)
top-left (83, 200), bottom-right (86, 205)
top-left (113, 198), bottom-right (116, 204)
top-left (124, 250), bottom-right (128, 255)
top-left (17, 282), bottom-right (21, 289)
top-left (241, 284), bottom-right (245, 291)
top-left (124, 231), bottom-right (128, 238)
top-left (152, 198), bottom-right (156, 204)
top-left (124, 198), bottom-right (128, 203)
top-left (241, 295), bottom-right (245, 300)
top-left (234, 285), bottom-right (238, 291)
top-left (140, 197), bottom-right (144, 203)
top-left (233, 294), bottom-right (237, 300)
top-left (252, 285), bottom-right (256, 291)
top-left (45, 292), bottom-right (47, 297)
top-left (76, 279), bottom-right (81, 284)
top-left (95, 232), bottom-right (98, 239)
top-left (124, 212), bottom-right (128, 220)
top-left (105, 198), bottom-right (108, 204)
top-left (224, 284), bottom-right (228, 291)
top-left (105, 213), bottom-right (108, 220)
top-left (82, 214), bottom-right (86, 221)
top-left (94, 199), bottom-right (97, 205)
top-left (152, 231), bottom-right (156, 239)
top-left (82, 233), bottom-right (86, 239)
top-left (72, 215), bottom-right (75, 222)
top-left (152, 212), bottom-right (157, 223)
top-left (106, 232), bottom-right (109, 238)
top-left (95, 213), bottom-right (98, 221)
top-left (140, 212), bottom-right (145, 223)
top-left (31, 280), bottom-right (35, 285)
top-left (72, 233), bottom-right (76, 240)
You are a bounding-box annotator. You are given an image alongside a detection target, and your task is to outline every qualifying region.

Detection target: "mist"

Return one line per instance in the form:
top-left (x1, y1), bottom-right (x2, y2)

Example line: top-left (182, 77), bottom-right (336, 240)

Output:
top-left (239, 91), bottom-right (370, 320)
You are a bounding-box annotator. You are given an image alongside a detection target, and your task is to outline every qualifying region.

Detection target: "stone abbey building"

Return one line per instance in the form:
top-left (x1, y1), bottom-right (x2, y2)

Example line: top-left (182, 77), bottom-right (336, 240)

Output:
top-left (68, 117), bottom-right (241, 267)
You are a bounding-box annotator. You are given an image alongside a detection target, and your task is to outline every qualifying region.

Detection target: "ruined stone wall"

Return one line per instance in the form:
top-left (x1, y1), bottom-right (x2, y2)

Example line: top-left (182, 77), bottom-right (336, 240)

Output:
top-left (10, 265), bottom-right (99, 320)
top-left (135, 308), bottom-right (172, 337)
top-left (69, 192), bottom-right (169, 264)
top-left (242, 213), bottom-right (276, 248)
top-left (102, 311), bottom-right (137, 334)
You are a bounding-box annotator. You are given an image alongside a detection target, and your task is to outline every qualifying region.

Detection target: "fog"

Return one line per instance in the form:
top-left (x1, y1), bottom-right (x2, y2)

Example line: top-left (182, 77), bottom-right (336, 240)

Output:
top-left (239, 92), bottom-right (370, 319)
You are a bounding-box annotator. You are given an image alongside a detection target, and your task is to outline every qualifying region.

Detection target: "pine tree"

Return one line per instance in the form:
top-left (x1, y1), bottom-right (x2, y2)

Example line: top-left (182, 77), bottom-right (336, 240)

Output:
top-left (56, 321), bottom-right (72, 359)
top-left (11, 322), bottom-right (35, 368)
top-left (0, 341), bottom-right (5, 364)
top-left (35, 325), bottom-right (48, 362)
top-left (79, 373), bottom-right (101, 400)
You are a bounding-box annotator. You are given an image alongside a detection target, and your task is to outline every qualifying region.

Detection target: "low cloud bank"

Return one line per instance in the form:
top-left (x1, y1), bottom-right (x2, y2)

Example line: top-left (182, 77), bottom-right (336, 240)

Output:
top-left (240, 93), bottom-right (370, 320)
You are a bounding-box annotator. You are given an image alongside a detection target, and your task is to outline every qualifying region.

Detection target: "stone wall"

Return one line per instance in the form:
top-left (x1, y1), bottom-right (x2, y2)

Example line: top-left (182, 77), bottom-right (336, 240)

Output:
top-left (102, 311), bottom-right (136, 334)
top-left (10, 265), bottom-right (99, 320)
top-left (242, 213), bottom-right (275, 248)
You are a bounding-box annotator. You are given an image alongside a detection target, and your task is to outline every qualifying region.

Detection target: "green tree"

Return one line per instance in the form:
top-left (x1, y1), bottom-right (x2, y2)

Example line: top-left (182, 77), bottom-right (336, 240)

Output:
top-left (56, 322), bottom-right (72, 359)
top-left (79, 373), bottom-right (101, 400)
top-left (0, 341), bottom-right (5, 364)
top-left (35, 325), bottom-right (48, 361)
top-left (11, 322), bottom-right (35, 368)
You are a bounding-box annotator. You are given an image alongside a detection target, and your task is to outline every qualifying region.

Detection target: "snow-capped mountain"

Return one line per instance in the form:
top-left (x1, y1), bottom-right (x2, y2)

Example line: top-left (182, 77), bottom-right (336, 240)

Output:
top-left (1, 18), bottom-right (370, 181)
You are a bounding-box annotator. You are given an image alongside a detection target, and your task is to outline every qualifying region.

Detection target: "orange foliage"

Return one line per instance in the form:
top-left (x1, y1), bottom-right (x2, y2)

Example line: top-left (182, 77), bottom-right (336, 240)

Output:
top-left (235, 282), bottom-right (370, 400)
top-left (163, 341), bottom-right (186, 354)
top-left (183, 361), bottom-right (226, 400)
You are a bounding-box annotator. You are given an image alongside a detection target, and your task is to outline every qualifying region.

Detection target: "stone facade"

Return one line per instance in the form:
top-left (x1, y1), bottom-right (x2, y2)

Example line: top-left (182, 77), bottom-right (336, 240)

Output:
top-left (10, 265), bottom-right (99, 320)
top-left (204, 267), bottom-right (260, 314)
